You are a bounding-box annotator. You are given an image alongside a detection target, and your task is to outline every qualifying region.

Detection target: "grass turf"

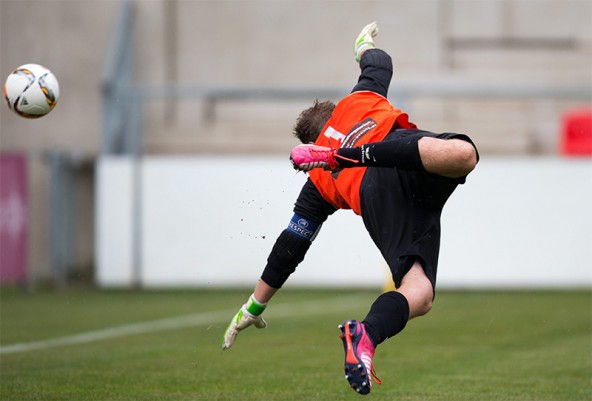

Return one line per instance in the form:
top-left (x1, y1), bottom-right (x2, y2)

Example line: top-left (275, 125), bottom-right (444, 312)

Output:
top-left (0, 287), bottom-right (590, 400)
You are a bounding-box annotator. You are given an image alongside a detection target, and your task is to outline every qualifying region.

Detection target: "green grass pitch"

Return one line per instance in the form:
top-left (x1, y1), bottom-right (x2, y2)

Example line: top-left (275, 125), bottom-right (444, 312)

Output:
top-left (0, 287), bottom-right (590, 400)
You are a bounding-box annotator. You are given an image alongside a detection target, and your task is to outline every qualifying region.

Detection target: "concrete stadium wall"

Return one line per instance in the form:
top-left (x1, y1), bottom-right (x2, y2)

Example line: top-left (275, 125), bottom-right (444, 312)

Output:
top-left (1, 0), bottom-right (590, 283)
top-left (96, 156), bottom-right (592, 289)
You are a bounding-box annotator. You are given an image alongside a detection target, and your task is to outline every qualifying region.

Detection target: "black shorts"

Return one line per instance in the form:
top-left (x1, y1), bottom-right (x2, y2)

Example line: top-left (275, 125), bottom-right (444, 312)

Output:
top-left (360, 129), bottom-right (477, 292)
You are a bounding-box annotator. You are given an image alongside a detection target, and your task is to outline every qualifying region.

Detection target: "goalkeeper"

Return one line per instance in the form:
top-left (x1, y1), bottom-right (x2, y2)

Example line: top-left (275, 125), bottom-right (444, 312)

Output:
top-left (222, 22), bottom-right (479, 395)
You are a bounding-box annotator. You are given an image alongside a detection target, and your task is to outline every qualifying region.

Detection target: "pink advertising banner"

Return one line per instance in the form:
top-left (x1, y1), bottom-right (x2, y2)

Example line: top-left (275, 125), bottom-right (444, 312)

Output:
top-left (0, 153), bottom-right (28, 283)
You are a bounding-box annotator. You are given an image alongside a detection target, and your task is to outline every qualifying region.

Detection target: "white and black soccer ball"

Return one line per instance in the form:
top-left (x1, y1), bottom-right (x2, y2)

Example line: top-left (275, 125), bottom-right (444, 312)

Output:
top-left (4, 63), bottom-right (59, 118)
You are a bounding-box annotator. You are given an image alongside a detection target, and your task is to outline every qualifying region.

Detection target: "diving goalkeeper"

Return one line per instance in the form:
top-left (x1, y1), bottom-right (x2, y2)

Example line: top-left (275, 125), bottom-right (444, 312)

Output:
top-left (222, 22), bottom-right (479, 395)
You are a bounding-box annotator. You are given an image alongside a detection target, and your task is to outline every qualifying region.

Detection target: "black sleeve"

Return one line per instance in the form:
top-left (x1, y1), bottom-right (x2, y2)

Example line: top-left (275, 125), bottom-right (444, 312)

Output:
top-left (293, 178), bottom-right (337, 223)
top-left (351, 48), bottom-right (393, 98)
top-left (259, 179), bottom-right (336, 289)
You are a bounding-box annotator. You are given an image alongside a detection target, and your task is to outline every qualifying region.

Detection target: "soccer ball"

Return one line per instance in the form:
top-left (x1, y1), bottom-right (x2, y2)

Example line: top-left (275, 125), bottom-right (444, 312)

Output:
top-left (4, 63), bottom-right (59, 118)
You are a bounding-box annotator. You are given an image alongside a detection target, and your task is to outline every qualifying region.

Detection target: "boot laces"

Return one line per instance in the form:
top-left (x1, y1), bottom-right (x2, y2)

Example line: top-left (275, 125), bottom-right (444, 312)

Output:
top-left (361, 352), bottom-right (382, 385)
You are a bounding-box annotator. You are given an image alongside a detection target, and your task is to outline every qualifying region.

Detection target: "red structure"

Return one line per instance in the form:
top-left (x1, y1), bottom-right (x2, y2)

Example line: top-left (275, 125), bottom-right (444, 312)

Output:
top-left (561, 109), bottom-right (592, 156)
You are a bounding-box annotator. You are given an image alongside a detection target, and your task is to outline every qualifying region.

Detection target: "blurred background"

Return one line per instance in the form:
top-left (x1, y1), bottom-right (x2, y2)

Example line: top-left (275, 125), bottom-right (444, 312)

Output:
top-left (1, 0), bottom-right (591, 290)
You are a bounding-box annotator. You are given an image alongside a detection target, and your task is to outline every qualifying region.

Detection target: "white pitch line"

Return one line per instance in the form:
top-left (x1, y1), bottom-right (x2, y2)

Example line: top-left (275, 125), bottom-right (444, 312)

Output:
top-left (0, 294), bottom-right (371, 355)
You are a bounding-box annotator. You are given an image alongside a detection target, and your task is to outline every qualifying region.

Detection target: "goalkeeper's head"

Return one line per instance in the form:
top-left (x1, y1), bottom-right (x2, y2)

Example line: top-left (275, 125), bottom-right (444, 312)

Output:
top-left (293, 99), bottom-right (335, 144)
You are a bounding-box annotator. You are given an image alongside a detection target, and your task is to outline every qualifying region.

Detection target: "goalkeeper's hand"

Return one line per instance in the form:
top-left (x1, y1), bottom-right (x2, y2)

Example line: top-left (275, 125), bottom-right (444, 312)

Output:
top-left (222, 299), bottom-right (267, 350)
top-left (354, 21), bottom-right (379, 62)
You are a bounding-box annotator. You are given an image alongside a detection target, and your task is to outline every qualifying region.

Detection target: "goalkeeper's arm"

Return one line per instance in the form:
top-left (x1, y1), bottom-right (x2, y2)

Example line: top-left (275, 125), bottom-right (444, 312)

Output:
top-left (221, 293), bottom-right (268, 351)
top-left (354, 21), bottom-right (379, 62)
top-left (221, 213), bottom-right (322, 350)
top-left (351, 22), bottom-right (392, 98)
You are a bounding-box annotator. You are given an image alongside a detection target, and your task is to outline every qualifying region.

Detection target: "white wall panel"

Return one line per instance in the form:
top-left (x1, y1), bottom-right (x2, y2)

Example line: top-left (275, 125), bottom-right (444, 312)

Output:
top-left (96, 156), bottom-right (592, 289)
top-left (95, 157), bottom-right (135, 287)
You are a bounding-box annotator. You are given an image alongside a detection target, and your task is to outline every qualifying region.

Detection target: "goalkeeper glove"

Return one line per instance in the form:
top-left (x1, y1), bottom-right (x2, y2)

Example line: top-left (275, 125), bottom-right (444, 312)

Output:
top-left (222, 294), bottom-right (267, 350)
top-left (354, 21), bottom-right (379, 63)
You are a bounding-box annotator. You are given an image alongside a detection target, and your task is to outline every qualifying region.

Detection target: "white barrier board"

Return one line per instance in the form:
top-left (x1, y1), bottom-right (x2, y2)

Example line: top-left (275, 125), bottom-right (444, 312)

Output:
top-left (96, 156), bottom-right (592, 289)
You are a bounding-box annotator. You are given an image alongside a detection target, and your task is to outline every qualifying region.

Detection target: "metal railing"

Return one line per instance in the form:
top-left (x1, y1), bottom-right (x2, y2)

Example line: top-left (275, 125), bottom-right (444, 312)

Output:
top-left (101, 2), bottom-right (592, 157)
top-left (101, 0), bottom-right (136, 155)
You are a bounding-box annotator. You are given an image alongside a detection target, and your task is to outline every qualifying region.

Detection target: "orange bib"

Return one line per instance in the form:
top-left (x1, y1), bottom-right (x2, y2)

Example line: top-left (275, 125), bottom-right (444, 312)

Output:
top-left (309, 91), bottom-right (416, 215)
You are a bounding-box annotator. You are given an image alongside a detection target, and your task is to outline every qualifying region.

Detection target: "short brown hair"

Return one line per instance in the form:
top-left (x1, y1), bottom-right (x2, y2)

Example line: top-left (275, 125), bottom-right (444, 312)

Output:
top-left (293, 100), bottom-right (335, 144)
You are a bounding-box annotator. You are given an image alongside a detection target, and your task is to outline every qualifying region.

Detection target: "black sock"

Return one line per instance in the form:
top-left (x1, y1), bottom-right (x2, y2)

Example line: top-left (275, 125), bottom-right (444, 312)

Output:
top-left (362, 291), bottom-right (410, 346)
top-left (336, 136), bottom-right (423, 171)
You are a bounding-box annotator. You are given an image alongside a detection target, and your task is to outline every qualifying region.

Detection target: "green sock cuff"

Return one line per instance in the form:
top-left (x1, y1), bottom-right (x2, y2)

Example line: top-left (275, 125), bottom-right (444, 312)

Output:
top-left (245, 295), bottom-right (267, 316)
